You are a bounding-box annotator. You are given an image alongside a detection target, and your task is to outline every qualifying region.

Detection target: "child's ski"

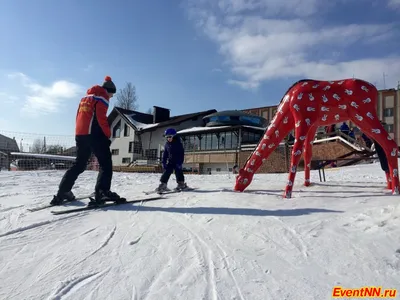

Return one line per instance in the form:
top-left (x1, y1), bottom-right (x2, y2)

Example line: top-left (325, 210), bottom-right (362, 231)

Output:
top-left (144, 187), bottom-right (197, 195)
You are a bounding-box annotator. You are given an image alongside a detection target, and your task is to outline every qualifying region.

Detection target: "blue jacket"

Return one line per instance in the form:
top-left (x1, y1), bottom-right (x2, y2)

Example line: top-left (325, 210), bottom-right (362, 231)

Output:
top-left (162, 136), bottom-right (184, 167)
top-left (340, 122), bottom-right (350, 134)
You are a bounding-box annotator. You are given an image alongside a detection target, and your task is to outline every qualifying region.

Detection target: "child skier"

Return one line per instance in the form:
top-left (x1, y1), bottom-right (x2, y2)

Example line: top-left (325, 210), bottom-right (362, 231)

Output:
top-left (156, 128), bottom-right (188, 192)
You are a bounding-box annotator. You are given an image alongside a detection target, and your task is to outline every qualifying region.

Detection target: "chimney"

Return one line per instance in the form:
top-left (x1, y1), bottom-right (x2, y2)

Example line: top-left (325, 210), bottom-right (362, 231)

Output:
top-left (153, 106), bottom-right (170, 123)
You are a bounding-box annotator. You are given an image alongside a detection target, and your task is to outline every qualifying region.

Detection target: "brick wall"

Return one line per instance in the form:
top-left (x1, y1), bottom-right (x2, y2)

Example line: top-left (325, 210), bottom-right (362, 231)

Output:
top-left (238, 141), bottom-right (354, 173)
top-left (239, 145), bottom-right (290, 173)
top-left (184, 152), bottom-right (236, 163)
top-left (182, 141), bottom-right (354, 174)
top-left (311, 141), bottom-right (354, 160)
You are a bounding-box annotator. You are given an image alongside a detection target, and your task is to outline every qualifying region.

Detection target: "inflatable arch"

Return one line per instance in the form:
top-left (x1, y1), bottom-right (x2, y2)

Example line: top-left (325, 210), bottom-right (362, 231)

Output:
top-left (234, 78), bottom-right (399, 198)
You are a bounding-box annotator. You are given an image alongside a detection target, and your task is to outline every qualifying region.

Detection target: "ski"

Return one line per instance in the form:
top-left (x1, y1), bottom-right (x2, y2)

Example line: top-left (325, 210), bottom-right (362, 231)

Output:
top-left (50, 196), bottom-right (164, 215)
top-left (27, 193), bottom-right (95, 212)
top-left (144, 187), bottom-right (197, 195)
top-left (144, 189), bottom-right (173, 195)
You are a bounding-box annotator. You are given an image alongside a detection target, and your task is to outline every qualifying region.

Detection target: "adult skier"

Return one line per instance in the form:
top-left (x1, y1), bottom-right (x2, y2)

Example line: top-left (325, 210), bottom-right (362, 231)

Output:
top-left (50, 76), bottom-right (126, 206)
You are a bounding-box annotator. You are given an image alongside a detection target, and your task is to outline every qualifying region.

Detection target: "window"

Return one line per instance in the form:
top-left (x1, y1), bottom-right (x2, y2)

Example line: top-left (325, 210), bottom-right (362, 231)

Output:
top-left (209, 116), bottom-right (231, 123)
top-left (200, 136), bottom-right (206, 150)
top-left (124, 124), bottom-right (130, 137)
top-left (129, 141), bottom-right (142, 154)
top-left (145, 149), bottom-right (158, 160)
top-left (134, 141), bottom-right (142, 154)
top-left (211, 134), bottom-right (219, 150)
top-left (182, 131), bottom-right (241, 151)
top-left (122, 157), bottom-right (131, 164)
top-left (129, 142), bottom-right (133, 153)
top-left (239, 116), bottom-right (263, 126)
top-left (111, 149), bottom-right (119, 155)
top-left (113, 120), bottom-right (121, 138)
top-left (384, 108), bottom-right (394, 117)
top-left (184, 135), bottom-right (200, 151)
top-left (384, 123), bottom-right (394, 133)
top-left (242, 131), bottom-right (262, 144)
top-left (219, 133), bottom-right (226, 149)
top-left (216, 168), bottom-right (221, 172)
top-left (232, 132), bottom-right (239, 148)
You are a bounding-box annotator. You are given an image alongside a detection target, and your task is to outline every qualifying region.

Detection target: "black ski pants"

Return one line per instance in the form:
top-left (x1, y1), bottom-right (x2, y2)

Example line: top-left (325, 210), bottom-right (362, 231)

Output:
top-left (160, 165), bottom-right (184, 184)
top-left (57, 135), bottom-right (113, 196)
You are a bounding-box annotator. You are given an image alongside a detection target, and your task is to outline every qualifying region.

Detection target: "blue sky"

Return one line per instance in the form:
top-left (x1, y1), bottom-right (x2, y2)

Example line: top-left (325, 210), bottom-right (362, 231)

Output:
top-left (1, 0), bottom-right (399, 141)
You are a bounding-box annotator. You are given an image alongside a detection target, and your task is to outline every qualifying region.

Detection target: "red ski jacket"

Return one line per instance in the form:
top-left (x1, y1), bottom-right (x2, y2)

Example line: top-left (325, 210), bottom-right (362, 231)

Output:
top-left (75, 85), bottom-right (111, 138)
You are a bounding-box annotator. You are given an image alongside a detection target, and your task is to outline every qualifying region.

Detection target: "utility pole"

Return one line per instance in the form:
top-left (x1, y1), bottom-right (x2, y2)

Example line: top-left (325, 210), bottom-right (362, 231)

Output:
top-left (383, 72), bottom-right (388, 89)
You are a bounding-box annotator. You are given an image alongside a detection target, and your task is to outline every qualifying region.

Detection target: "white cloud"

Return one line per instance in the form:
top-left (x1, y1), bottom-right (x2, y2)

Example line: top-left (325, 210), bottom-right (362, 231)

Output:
top-left (0, 117), bottom-right (9, 129)
top-left (216, 0), bottom-right (320, 17)
top-left (0, 91), bottom-right (19, 104)
top-left (186, 0), bottom-right (400, 90)
top-left (83, 64), bottom-right (94, 72)
top-left (7, 72), bottom-right (83, 117)
top-left (388, 0), bottom-right (400, 9)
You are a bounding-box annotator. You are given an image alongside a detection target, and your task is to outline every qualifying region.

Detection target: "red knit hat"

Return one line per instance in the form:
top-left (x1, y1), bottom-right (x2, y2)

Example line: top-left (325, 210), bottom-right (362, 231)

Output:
top-left (102, 76), bottom-right (116, 93)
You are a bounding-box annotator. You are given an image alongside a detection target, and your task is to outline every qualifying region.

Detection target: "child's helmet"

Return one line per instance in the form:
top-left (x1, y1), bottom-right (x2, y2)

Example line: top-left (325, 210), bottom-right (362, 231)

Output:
top-left (164, 128), bottom-right (177, 136)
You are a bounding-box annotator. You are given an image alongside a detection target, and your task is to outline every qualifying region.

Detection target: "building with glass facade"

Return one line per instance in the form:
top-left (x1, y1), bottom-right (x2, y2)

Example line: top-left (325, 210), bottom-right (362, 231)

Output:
top-left (177, 110), bottom-right (279, 174)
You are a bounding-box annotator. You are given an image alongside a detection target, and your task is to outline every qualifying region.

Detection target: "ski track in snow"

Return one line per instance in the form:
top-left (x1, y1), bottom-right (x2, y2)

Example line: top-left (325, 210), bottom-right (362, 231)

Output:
top-left (0, 214), bottom-right (82, 238)
top-left (136, 192), bottom-right (247, 300)
top-left (46, 268), bottom-right (111, 300)
top-left (0, 204), bottom-right (25, 212)
top-left (176, 219), bottom-right (244, 300)
top-left (76, 225), bottom-right (117, 265)
top-left (0, 167), bottom-right (400, 299)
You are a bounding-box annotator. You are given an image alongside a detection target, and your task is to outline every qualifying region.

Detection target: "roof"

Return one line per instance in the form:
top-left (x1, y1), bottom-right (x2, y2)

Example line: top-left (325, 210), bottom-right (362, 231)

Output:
top-left (202, 110), bottom-right (268, 128)
top-left (0, 134), bottom-right (20, 152)
top-left (177, 125), bottom-right (266, 135)
top-left (108, 107), bottom-right (218, 132)
top-left (203, 110), bottom-right (260, 118)
top-left (241, 104), bottom-right (278, 111)
top-left (139, 109), bottom-right (217, 133)
top-left (108, 107), bottom-right (155, 130)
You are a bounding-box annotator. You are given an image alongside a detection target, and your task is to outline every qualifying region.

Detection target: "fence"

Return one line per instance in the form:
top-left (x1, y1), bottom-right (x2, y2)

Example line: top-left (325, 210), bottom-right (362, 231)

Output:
top-left (0, 130), bottom-right (98, 172)
top-left (0, 130), bottom-right (178, 174)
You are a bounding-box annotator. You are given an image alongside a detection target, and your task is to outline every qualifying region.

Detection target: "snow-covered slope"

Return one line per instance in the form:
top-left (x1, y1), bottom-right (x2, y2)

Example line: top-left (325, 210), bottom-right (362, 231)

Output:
top-left (0, 163), bottom-right (399, 300)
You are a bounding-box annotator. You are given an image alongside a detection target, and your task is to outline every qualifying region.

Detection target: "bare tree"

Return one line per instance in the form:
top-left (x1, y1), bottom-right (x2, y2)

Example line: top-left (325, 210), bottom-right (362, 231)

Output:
top-left (31, 138), bottom-right (44, 153)
top-left (46, 145), bottom-right (64, 154)
top-left (115, 82), bottom-right (138, 110)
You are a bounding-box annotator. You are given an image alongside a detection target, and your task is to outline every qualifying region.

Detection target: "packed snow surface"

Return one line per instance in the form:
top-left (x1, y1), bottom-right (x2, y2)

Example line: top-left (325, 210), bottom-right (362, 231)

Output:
top-left (0, 162), bottom-right (399, 300)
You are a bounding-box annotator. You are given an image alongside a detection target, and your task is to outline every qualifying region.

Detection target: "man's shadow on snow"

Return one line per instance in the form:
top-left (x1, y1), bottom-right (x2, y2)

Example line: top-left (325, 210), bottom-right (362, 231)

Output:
top-left (229, 189), bottom-right (384, 198)
top-left (115, 205), bottom-right (343, 217)
top-left (311, 182), bottom-right (387, 189)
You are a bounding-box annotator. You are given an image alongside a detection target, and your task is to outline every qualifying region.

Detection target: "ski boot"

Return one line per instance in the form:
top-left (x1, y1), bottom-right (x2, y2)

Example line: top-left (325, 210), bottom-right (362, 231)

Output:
top-left (155, 182), bottom-right (169, 194)
top-left (50, 191), bottom-right (75, 206)
top-left (175, 182), bottom-right (188, 191)
top-left (88, 190), bottom-right (126, 207)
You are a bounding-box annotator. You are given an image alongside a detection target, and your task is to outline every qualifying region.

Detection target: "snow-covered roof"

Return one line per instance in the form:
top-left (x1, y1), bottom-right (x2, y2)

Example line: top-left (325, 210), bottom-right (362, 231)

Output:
top-left (177, 125), bottom-right (266, 134)
top-left (124, 114), bottom-right (159, 130)
top-left (178, 126), bottom-right (231, 134)
top-left (10, 152), bottom-right (76, 161)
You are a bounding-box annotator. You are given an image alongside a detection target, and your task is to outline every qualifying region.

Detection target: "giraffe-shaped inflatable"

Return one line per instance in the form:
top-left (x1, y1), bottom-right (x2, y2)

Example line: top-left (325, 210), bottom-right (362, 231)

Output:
top-left (234, 78), bottom-right (399, 198)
